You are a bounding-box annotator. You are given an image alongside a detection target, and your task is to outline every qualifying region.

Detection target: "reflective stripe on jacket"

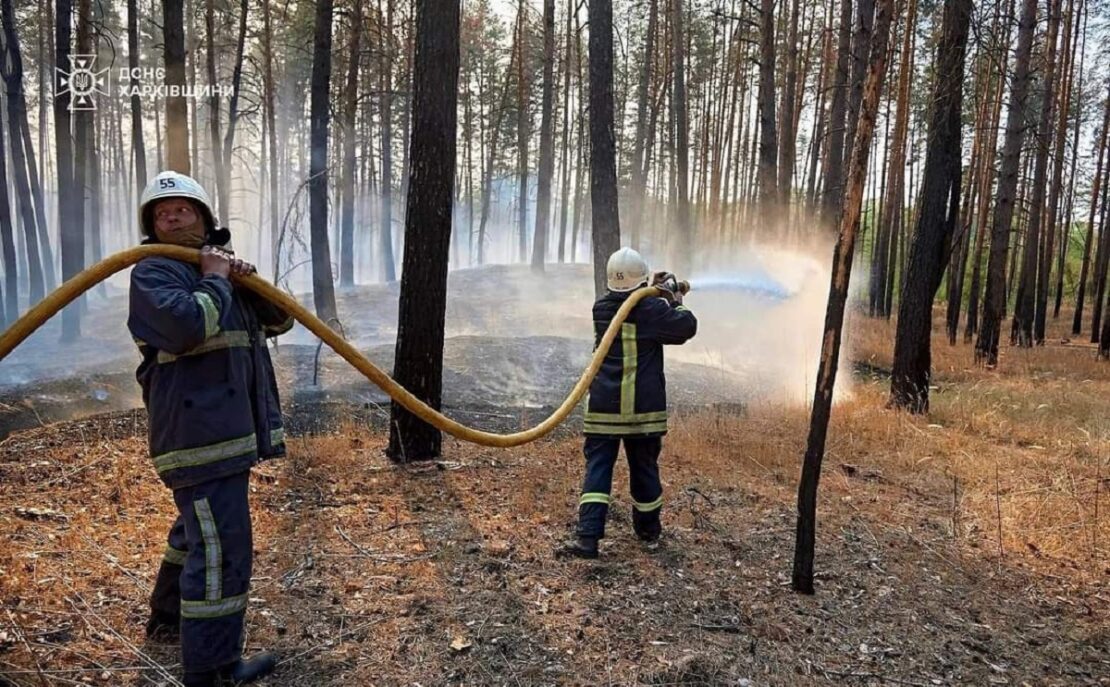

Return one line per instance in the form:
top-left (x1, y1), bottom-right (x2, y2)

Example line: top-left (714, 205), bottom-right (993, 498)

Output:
top-left (128, 256), bottom-right (292, 489)
top-left (584, 290), bottom-right (697, 436)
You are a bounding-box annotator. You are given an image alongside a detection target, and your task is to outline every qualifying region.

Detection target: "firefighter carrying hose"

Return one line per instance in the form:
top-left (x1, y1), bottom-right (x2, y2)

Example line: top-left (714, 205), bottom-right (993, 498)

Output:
top-left (129, 171), bottom-right (293, 685)
top-left (560, 247), bottom-right (698, 559)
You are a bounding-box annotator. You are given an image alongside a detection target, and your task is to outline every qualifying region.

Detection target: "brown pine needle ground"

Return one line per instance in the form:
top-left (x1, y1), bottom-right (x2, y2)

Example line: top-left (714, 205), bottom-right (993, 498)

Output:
top-left (1, 310), bottom-right (1107, 686)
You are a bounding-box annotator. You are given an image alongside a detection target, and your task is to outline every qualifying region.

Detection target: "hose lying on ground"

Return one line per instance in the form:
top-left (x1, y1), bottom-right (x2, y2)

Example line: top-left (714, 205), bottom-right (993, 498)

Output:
top-left (0, 244), bottom-right (663, 448)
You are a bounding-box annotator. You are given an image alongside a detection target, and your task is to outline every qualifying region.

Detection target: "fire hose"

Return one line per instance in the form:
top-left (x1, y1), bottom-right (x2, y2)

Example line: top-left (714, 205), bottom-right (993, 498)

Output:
top-left (0, 244), bottom-right (689, 448)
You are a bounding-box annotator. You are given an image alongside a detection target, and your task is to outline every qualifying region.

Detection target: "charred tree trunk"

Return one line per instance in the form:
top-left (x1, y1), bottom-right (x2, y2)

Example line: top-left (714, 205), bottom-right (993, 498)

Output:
top-left (262, 0), bottom-right (280, 280)
top-left (870, 0), bottom-right (915, 318)
top-left (629, 0), bottom-right (658, 251)
top-left (477, 32), bottom-right (516, 266)
top-left (794, 0), bottom-right (894, 594)
top-left (820, 0), bottom-right (851, 224)
top-left (219, 0), bottom-right (249, 213)
top-left (0, 59), bottom-right (16, 323)
top-left (162, 0), bottom-right (190, 174)
top-left (515, 2), bottom-right (530, 264)
top-left (557, 0), bottom-right (576, 262)
top-left (340, 0), bottom-right (363, 286)
top-left (1011, 0), bottom-right (1061, 347)
top-left (388, 0), bottom-right (461, 461)
top-left (531, 0), bottom-right (555, 271)
top-left (309, 0), bottom-right (338, 322)
top-left (589, 0), bottom-right (621, 295)
top-left (1073, 81), bottom-right (1109, 336)
top-left (1036, 0), bottom-right (1077, 341)
top-left (975, 0), bottom-right (1038, 367)
top-left (777, 0), bottom-right (800, 205)
top-left (756, 0), bottom-right (777, 213)
top-left (1, 0), bottom-right (44, 304)
top-left (671, 0), bottom-right (691, 274)
top-left (204, 0), bottom-right (227, 219)
top-left (379, 0), bottom-right (397, 282)
top-left (890, 0), bottom-right (970, 413)
top-left (55, 0), bottom-right (78, 337)
top-left (127, 0), bottom-right (147, 203)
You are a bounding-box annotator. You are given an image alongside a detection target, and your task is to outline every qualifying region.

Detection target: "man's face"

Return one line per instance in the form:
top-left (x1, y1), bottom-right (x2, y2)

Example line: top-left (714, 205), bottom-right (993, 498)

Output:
top-left (152, 198), bottom-right (205, 247)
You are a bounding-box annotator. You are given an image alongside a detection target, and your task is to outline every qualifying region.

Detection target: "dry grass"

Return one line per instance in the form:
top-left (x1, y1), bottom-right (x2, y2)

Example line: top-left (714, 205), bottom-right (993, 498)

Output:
top-left (0, 309), bottom-right (1107, 685)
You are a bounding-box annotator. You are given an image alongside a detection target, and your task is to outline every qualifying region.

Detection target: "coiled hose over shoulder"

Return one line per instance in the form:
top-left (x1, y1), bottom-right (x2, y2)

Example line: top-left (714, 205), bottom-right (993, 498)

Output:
top-left (0, 244), bottom-right (662, 447)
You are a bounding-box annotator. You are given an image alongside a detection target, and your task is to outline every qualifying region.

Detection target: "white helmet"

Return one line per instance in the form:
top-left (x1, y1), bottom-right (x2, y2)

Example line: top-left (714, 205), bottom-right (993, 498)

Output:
top-left (139, 171), bottom-right (217, 238)
top-left (606, 247), bottom-right (650, 292)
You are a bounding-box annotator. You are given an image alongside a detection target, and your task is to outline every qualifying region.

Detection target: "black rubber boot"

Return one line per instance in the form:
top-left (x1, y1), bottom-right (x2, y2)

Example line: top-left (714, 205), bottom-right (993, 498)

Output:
top-left (557, 536), bottom-right (599, 559)
top-left (144, 610), bottom-right (180, 643)
top-left (183, 652), bottom-right (277, 687)
top-left (224, 652), bottom-right (277, 683)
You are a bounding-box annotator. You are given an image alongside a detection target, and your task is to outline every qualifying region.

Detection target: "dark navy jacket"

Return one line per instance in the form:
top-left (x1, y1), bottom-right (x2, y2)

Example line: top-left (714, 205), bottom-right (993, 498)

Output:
top-left (584, 290), bottom-right (697, 437)
top-left (128, 256), bottom-right (294, 489)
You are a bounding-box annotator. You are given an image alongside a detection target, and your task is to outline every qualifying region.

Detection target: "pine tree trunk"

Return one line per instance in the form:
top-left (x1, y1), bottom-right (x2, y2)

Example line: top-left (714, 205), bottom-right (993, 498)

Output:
top-left (54, 0), bottom-right (79, 336)
top-left (1073, 81), bottom-right (1109, 335)
top-left (515, 2), bottom-right (529, 263)
top-left (309, 0), bottom-right (338, 322)
top-left (204, 0), bottom-right (228, 218)
top-left (379, 0), bottom-right (397, 281)
top-left (975, 0), bottom-right (1038, 366)
top-left (589, 0), bottom-right (621, 295)
top-left (793, 0), bottom-right (894, 594)
top-left (870, 0), bottom-right (915, 319)
top-left (262, 0), bottom-right (281, 279)
top-left (1091, 167), bottom-right (1110, 341)
top-left (1036, 0), bottom-right (1078, 341)
top-left (1011, 0), bottom-right (1061, 347)
top-left (1, 0), bottom-right (44, 304)
top-left (756, 0), bottom-right (777, 214)
top-left (557, 0), bottom-right (575, 262)
top-left (127, 0), bottom-right (147, 202)
top-left (162, 0), bottom-right (190, 175)
top-left (890, 0), bottom-right (971, 412)
top-left (531, 0), bottom-right (555, 271)
top-left (477, 31), bottom-right (516, 266)
top-left (220, 0), bottom-right (249, 209)
top-left (629, 0), bottom-right (657, 252)
top-left (820, 0), bottom-right (851, 224)
top-left (340, 0), bottom-right (363, 286)
top-left (777, 0), bottom-right (799, 204)
top-left (0, 62), bottom-right (17, 323)
top-left (388, 0), bottom-right (460, 461)
top-left (671, 0), bottom-right (691, 274)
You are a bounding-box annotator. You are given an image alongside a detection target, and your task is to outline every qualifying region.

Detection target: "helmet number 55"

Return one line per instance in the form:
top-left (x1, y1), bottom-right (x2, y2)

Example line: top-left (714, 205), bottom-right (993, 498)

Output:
top-left (159, 178), bottom-right (176, 189)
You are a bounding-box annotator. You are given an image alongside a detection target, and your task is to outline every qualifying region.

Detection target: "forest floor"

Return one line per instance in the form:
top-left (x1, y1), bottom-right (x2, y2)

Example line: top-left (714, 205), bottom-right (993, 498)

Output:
top-left (1, 305), bottom-right (1108, 686)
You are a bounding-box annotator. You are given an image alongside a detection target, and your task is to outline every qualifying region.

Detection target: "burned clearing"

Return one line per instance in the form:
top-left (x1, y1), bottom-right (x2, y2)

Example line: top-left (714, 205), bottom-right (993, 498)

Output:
top-left (1, 312), bottom-right (1107, 686)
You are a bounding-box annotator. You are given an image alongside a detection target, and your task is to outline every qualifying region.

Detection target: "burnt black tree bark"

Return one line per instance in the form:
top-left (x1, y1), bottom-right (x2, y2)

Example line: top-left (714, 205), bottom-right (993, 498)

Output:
top-left (1, 0), bottom-right (44, 305)
top-left (820, 0), bottom-right (851, 224)
top-left (793, 0), bottom-right (894, 594)
top-left (756, 0), bottom-right (777, 211)
top-left (387, 0), bottom-right (461, 461)
top-left (379, 0), bottom-right (397, 282)
top-left (127, 0), bottom-right (147, 203)
top-left (162, 0), bottom-right (189, 174)
top-left (340, 0), bottom-right (363, 286)
top-left (889, 0), bottom-right (971, 413)
top-left (309, 0), bottom-right (338, 322)
top-left (1074, 81), bottom-right (1109, 335)
top-left (975, 0), bottom-right (1038, 367)
top-left (671, 0), bottom-right (691, 274)
top-left (531, 0), bottom-right (555, 272)
top-left (56, 0), bottom-right (79, 338)
top-left (589, 0), bottom-right (621, 296)
top-left (0, 58), bottom-right (16, 324)
top-left (1011, 0), bottom-right (1061, 347)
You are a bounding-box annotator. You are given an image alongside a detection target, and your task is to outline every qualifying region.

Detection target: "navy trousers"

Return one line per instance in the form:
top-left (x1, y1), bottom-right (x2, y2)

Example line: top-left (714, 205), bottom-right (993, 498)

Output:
top-left (150, 471), bottom-right (254, 672)
top-left (576, 435), bottom-right (663, 539)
